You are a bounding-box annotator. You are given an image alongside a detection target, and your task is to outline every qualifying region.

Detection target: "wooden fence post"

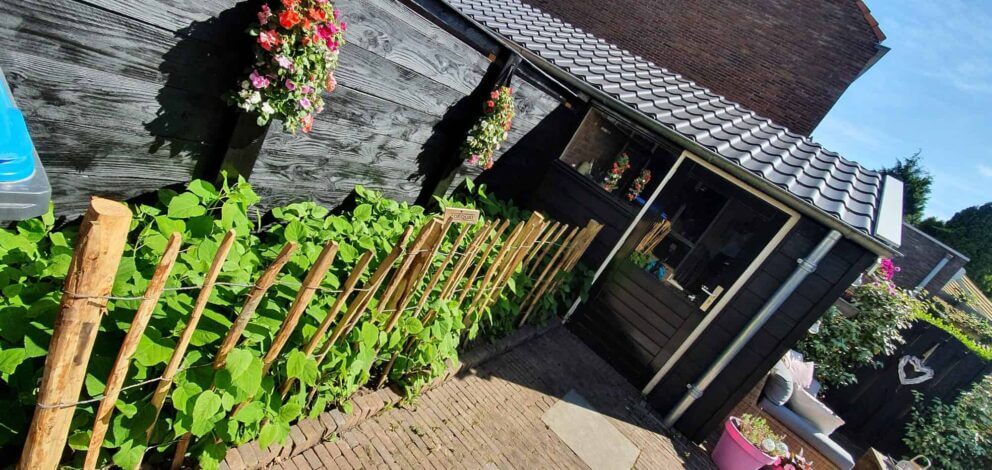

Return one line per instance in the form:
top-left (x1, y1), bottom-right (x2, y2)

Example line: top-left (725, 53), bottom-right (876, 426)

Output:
top-left (457, 220), bottom-right (507, 306)
top-left (228, 241), bottom-right (338, 417)
top-left (527, 223), bottom-right (568, 277)
top-left (147, 230), bottom-right (236, 439)
top-left (84, 233), bottom-right (182, 470)
top-left (19, 197), bottom-right (132, 470)
top-left (172, 241), bottom-right (297, 469)
top-left (518, 226), bottom-right (580, 326)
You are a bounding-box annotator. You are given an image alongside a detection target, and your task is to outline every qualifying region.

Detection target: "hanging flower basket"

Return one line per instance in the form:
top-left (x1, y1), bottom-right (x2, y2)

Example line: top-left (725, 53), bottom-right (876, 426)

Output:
top-left (601, 153), bottom-right (630, 192)
top-left (626, 168), bottom-right (651, 201)
top-left (231, 0), bottom-right (347, 133)
top-left (460, 86), bottom-right (515, 169)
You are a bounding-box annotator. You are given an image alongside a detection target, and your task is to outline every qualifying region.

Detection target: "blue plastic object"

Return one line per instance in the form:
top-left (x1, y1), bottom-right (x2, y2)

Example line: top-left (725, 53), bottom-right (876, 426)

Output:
top-left (0, 107), bottom-right (35, 182)
top-left (0, 66), bottom-right (51, 220)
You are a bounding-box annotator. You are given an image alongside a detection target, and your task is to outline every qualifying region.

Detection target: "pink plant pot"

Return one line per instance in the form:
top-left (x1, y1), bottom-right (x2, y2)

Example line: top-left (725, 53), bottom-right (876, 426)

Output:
top-left (711, 417), bottom-right (778, 470)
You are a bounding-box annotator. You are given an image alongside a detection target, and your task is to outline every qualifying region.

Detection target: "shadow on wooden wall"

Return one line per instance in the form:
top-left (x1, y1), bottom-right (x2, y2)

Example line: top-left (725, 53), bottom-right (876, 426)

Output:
top-left (145, 0), bottom-right (264, 180)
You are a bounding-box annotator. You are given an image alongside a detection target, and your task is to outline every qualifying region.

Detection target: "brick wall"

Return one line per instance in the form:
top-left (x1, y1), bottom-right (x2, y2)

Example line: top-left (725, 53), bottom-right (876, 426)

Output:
top-left (892, 223), bottom-right (969, 293)
top-left (524, 0), bottom-right (884, 135)
top-left (559, 110), bottom-right (627, 172)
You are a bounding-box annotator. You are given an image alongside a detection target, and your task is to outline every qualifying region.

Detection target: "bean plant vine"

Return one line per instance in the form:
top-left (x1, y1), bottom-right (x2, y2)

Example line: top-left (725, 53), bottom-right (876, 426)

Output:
top-left (0, 177), bottom-right (589, 468)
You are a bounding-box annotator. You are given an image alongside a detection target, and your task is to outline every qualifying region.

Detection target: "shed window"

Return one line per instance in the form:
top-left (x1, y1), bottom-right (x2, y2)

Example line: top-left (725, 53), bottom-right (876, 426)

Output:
top-left (559, 109), bottom-right (676, 205)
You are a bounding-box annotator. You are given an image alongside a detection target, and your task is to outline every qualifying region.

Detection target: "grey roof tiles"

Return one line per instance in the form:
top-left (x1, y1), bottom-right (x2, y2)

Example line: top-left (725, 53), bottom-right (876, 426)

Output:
top-left (449, 0), bottom-right (885, 236)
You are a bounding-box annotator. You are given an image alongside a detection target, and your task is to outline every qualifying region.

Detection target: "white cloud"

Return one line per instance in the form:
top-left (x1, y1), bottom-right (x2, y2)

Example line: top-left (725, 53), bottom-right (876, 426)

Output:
top-left (979, 163), bottom-right (992, 178)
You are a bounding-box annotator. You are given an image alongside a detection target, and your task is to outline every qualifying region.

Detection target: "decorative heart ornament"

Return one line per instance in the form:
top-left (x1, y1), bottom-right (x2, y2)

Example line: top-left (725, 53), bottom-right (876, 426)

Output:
top-left (898, 355), bottom-right (934, 385)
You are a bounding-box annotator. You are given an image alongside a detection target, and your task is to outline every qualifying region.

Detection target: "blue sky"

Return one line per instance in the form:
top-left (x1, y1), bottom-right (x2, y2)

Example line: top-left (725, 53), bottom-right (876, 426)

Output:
top-left (812, 0), bottom-right (992, 220)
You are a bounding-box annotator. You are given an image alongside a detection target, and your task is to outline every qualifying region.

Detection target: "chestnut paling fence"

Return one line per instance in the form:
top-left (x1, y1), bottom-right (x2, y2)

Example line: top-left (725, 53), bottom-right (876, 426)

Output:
top-left (17, 197), bottom-right (602, 469)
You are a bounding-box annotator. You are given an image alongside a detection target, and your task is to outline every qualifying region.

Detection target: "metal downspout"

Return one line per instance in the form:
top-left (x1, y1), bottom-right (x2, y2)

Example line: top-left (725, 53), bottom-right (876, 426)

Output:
top-left (661, 230), bottom-right (842, 428)
top-left (916, 254), bottom-right (951, 291)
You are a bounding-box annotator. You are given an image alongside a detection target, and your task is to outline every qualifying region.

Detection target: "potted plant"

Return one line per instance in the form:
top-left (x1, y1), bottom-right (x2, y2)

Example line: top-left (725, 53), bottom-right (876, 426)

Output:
top-left (711, 414), bottom-right (783, 470)
top-left (771, 449), bottom-right (814, 470)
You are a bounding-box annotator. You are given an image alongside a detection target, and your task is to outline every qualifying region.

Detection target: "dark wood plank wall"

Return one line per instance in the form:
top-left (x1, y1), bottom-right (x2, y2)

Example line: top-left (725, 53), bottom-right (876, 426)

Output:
top-left (249, 0), bottom-right (562, 210)
top-left (0, 0), bottom-right (257, 217)
top-left (528, 161), bottom-right (639, 267)
top-left (570, 261), bottom-right (705, 385)
top-left (647, 218), bottom-right (876, 441)
top-left (825, 322), bottom-right (992, 456)
top-left (0, 0), bottom-right (563, 216)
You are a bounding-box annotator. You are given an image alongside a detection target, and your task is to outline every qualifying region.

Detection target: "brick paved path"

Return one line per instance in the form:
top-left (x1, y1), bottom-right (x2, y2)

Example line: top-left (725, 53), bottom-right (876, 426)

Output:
top-left (275, 326), bottom-right (715, 469)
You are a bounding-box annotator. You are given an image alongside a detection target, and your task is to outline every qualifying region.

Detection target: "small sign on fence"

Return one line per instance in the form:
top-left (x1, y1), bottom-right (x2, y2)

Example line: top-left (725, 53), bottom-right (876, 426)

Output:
top-left (443, 207), bottom-right (481, 224)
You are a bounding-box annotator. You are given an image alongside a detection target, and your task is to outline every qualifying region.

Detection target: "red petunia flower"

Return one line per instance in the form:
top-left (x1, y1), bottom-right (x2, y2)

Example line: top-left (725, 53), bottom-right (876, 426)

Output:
top-left (308, 7), bottom-right (327, 21)
top-left (279, 10), bottom-right (302, 29)
top-left (258, 29), bottom-right (281, 51)
top-left (282, 0), bottom-right (299, 9)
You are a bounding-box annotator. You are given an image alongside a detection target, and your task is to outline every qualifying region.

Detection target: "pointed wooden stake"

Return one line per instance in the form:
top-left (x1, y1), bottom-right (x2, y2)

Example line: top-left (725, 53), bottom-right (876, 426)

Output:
top-left (172, 241), bottom-right (296, 469)
top-left (147, 230), bottom-right (235, 441)
top-left (83, 234), bottom-right (181, 469)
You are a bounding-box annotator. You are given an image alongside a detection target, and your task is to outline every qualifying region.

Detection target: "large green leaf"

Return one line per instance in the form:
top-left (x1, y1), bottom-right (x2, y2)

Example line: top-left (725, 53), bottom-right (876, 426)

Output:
top-left (360, 323), bottom-right (379, 350)
top-left (167, 193), bottom-right (207, 219)
top-left (112, 440), bottom-right (146, 470)
top-left (353, 204), bottom-right (373, 222)
top-left (233, 401), bottom-right (265, 424)
top-left (0, 347), bottom-right (26, 375)
top-left (286, 350), bottom-right (318, 386)
top-left (190, 390), bottom-right (223, 437)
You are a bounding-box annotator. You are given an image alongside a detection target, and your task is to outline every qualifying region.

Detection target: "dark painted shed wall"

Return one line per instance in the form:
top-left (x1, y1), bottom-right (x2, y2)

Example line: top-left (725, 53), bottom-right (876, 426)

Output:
top-left (536, 160), bottom-right (878, 441)
top-left (648, 218), bottom-right (876, 440)
top-left (0, 0), bottom-right (562, 217)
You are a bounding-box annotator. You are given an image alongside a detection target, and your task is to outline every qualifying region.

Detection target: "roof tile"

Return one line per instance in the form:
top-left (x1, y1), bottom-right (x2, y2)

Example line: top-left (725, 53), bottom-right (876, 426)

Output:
top-left (450, 0), bottom-right (884, 235)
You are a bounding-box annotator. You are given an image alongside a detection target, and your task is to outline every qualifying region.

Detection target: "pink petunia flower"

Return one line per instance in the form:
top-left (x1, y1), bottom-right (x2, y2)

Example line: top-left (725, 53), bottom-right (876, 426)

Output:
top-left (275, 55), bottom-right (293, 69)
top-left (258, 4), bottom-right (272, 25)
top-left (285, 79), bottom-right (296, 91)
top-left (315, 23), bottom-right (338, 40)
top-left (325, 72), bottom-right (337, 92)
top-left (299, 97), bottom-right (312, 108)
top-left (468, 154), bottom-right (480, 165)
top-left (301, 85), bottom-right (313, 94)
top-left (249, 70), bottom-right (270, 89)
top-left (258, 29), bottom-right (281, 51)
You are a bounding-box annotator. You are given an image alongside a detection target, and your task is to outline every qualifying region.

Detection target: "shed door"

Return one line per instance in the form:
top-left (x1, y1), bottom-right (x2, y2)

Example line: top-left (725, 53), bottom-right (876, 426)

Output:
top-left (572, 161), bottom-right (788, 387)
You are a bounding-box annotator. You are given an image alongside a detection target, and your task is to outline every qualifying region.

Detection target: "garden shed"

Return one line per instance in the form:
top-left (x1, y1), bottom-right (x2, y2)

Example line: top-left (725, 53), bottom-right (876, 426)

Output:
top-left (434, 0), bottom-right (906, 441)
top-left (1, 0), bottom-right (906, 452)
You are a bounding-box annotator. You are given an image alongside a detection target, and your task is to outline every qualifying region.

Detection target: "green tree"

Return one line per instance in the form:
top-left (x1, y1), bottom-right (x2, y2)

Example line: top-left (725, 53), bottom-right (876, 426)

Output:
top-left (921, 203), bottom-right (992, 296)
top-left (883, 152), bottom-right (933, 225)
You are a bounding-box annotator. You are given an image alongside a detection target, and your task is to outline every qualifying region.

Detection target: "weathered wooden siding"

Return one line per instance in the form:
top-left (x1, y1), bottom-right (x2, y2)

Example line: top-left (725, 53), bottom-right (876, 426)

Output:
top-left (0, 0), bottom-right (255, 216)
top-left (249, 0), bottom-right (563, 209)
top-left (0, 0), bottom-right (563, 216)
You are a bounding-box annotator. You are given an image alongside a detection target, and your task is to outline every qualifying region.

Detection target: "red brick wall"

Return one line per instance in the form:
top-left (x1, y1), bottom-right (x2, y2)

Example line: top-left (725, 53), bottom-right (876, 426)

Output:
top-left (524, 0), bottom-right (884, 136)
